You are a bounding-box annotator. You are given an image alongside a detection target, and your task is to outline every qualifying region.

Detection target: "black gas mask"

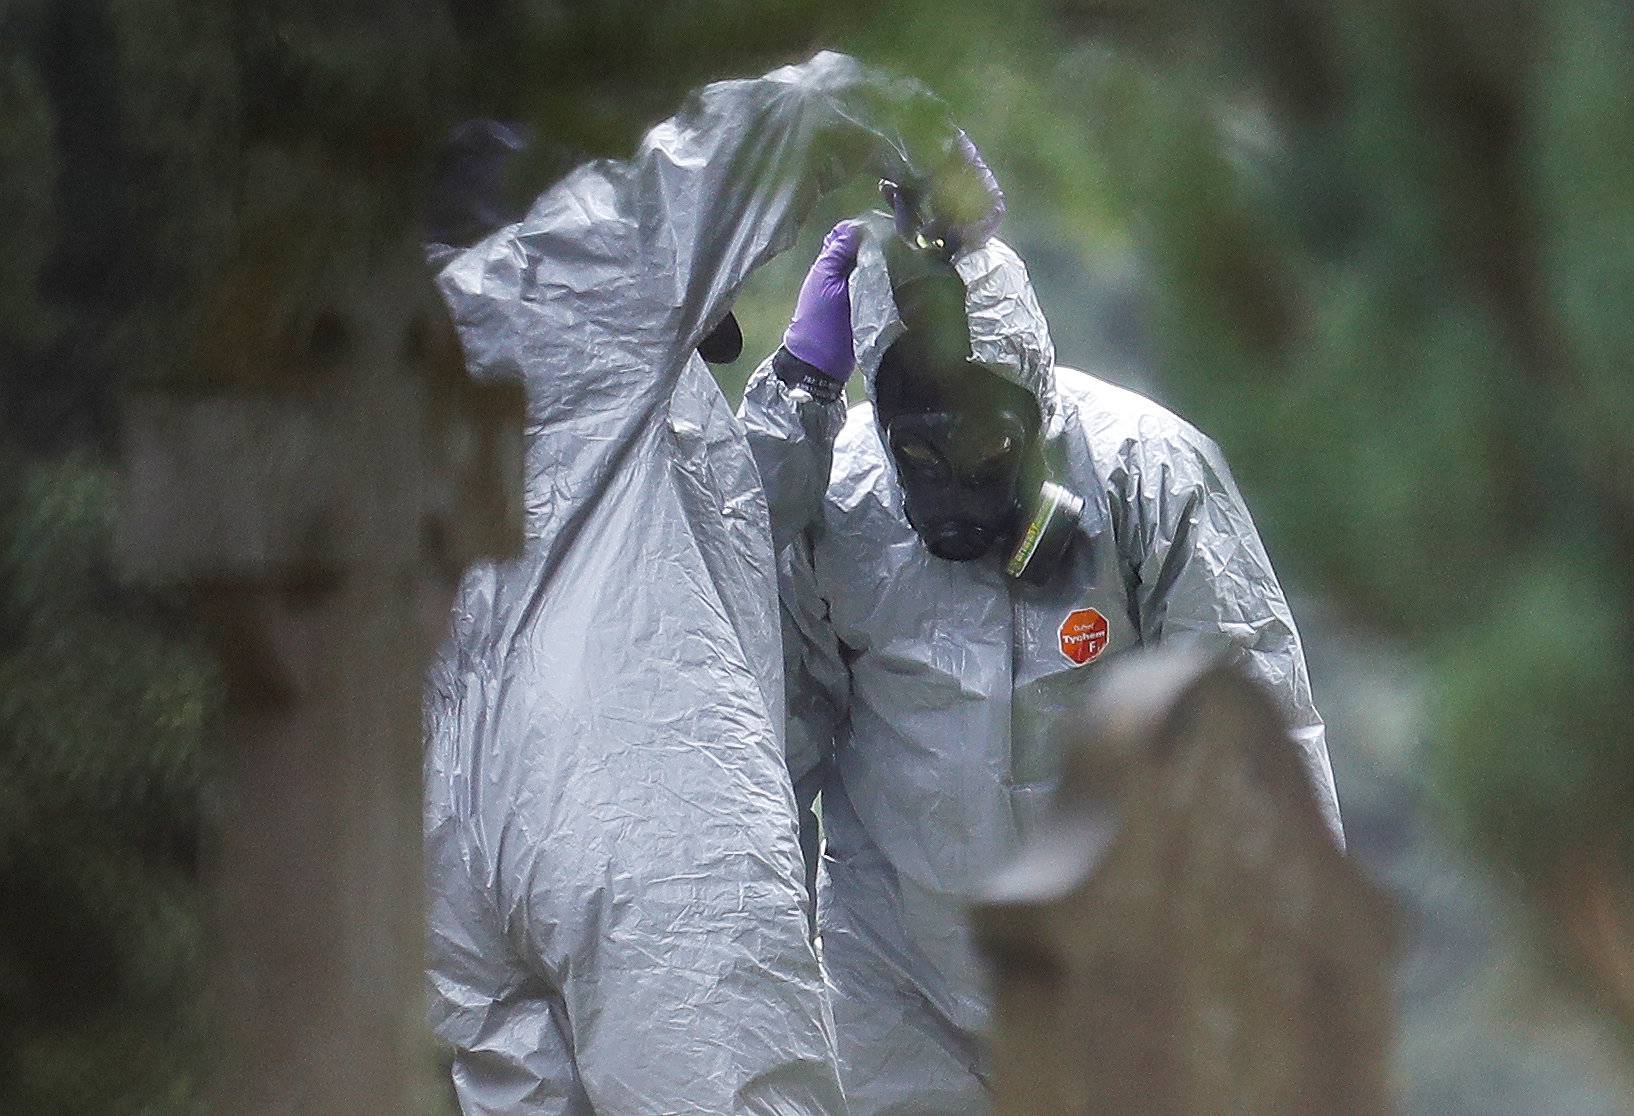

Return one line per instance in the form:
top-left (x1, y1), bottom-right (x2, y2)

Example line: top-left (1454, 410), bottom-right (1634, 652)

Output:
top-left (876, 243), bottom-right (1081, 584)
top-left (884, 391), bottom-right (1030, 561)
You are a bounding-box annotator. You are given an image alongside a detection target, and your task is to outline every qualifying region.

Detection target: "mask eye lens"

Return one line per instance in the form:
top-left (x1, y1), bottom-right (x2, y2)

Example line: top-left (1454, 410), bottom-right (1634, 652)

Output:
top-left (894, 439), bottom-right (943, 475)
top-left (974, 434), bottom-right (1014, 467)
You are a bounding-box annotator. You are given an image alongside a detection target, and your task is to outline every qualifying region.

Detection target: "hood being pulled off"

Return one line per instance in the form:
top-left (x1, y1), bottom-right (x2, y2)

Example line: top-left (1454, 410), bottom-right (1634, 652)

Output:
top-left (849, 216), bottom-right (1057, 420)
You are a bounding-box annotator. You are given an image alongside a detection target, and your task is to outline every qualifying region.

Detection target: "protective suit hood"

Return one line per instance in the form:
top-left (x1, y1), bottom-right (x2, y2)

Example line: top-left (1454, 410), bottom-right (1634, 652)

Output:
top-left (850, 218), bottom-right (1058, 422)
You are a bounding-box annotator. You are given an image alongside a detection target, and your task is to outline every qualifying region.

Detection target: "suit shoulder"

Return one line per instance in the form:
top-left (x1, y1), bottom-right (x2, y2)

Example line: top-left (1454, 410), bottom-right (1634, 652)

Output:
top-left (1053, 365), bottom-right (1225, 465)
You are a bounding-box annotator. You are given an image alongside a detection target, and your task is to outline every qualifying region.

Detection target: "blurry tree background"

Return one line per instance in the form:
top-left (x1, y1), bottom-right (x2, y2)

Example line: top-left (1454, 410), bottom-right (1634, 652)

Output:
top-left (4, 0), bottom-right (1634, 1111)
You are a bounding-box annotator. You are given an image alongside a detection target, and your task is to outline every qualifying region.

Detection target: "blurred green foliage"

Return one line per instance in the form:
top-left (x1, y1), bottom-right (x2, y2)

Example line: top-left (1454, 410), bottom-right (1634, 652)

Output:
top-left (1070, 3), bottom-right (1634, 896)
top-left (0, 452), bottom-right (217, 1113)
top-left (6, 0), bottom-right (1634, 1108)
top-left (1, 1), bottom-right (232, 1109)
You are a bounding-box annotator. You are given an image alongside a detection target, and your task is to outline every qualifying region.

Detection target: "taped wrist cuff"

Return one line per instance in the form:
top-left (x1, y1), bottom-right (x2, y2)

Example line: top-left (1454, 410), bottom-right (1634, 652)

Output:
top-left (773, 347), bottom-right (845, 405)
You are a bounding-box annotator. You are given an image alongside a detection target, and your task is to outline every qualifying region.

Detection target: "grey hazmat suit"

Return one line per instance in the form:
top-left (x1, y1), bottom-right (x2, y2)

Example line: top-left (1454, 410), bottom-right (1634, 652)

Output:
top-left (425, 54), bottom-right (970, 1115)
top-left (739, 227), bottom-right (1343, 1114)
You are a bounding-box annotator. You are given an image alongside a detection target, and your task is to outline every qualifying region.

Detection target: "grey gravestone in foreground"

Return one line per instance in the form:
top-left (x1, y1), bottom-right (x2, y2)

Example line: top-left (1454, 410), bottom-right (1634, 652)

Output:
top-left (976, 650), bottom-right (1395, 1115)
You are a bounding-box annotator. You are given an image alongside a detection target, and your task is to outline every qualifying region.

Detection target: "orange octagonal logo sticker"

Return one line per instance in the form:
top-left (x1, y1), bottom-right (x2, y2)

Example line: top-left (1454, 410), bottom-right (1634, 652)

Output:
top-left (1058, 607), bottom-right (1109, 666)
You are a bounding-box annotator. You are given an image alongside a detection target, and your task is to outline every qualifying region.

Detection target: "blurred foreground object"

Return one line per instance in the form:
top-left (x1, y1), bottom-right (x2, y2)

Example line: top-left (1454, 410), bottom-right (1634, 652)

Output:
top-left (116, 198), bottom-right (523, 1111)
top-left (975, 650), bottom-right (1393, 1114)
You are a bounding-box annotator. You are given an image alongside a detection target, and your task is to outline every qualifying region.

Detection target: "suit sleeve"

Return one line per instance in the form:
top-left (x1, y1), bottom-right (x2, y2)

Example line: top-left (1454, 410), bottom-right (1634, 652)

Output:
top-left (1122, 427), bottom-right (1345, 846)
top-left (440, 51), bottom-right (955, 542)
top-left (624, 50), bottom-right (956, 375)
top-left (740, 349), bottom-right (849, 554)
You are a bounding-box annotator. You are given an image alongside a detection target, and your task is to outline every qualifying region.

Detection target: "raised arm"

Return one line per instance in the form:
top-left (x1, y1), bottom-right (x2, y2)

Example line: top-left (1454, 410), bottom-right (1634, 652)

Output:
top-left (622, 51), bottom-right (966, 370)
top-left (438, 53), bottom-right (972, 551)
top-left (441, 51), bottom-right (960, 380)
top-left (740, 219), bottom-right (864, 552)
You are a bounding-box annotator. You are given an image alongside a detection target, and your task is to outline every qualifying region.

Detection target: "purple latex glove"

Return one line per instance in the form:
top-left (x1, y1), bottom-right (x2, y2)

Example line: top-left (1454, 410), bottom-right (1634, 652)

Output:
top-left (884, 129), bottom-right (1005, 255)
top-left (782, 219), bottom-right (864, 381)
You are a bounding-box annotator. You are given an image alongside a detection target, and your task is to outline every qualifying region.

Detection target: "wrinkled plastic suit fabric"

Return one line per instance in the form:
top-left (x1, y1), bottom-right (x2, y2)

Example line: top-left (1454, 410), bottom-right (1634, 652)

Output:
top-left (425, 53), bottom-right (959, 1115)
top-left (739, 225), bottom-right (1343, 1115)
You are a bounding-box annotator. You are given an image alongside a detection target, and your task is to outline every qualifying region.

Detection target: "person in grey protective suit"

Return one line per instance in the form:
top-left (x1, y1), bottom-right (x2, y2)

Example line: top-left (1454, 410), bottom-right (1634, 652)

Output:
top-left (423, 53), bottom-right (1006, 1115)
top-left (738, 218), bottom-right (1344, 1114)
